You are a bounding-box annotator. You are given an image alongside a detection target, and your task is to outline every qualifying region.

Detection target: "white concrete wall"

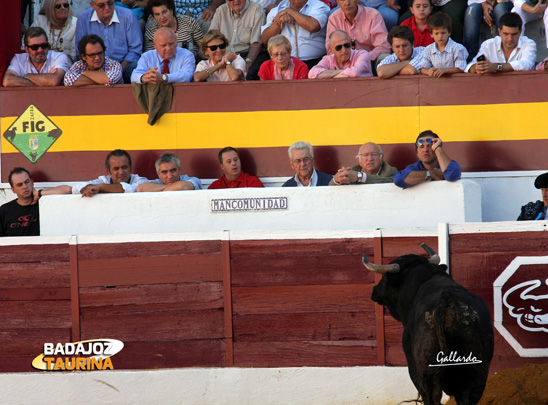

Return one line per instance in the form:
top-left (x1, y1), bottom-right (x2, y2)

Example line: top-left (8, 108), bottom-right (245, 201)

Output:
top-left (0, 366), bottom-right (419, 405)
top-left (38, 180), bottom-right (481, 236)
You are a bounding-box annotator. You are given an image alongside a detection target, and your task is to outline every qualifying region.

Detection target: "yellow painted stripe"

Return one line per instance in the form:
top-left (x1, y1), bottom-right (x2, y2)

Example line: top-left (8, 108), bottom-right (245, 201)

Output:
top-left (1, 102), bottom-right (544, 153)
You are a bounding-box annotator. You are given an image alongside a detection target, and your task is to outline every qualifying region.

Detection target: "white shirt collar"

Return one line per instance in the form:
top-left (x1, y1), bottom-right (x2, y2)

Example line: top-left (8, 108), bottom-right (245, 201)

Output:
top-left (294, 169), bottom-right (318, 187)
top-left (91, 9), bottom-right (120, 25)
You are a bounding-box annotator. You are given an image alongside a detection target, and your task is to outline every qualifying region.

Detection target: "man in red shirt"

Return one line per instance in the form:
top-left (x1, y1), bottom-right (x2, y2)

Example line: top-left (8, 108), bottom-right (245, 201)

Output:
top-left (208, 147), bottom-right (264, 189)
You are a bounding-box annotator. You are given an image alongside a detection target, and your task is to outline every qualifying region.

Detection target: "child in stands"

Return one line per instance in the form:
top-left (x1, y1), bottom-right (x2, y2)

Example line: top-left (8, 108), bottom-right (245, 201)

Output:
top-left (400, 0), bottom-right (434, 47)
top-left (419, 12), bottom-right (468, 77)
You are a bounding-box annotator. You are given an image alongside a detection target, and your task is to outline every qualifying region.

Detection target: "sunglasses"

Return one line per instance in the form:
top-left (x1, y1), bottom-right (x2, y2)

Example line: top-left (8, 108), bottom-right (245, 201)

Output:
top-left (85, 51), bottom-right (105, 58)
top-left (27, 42), bottom-right (50, 51)
top-left (416, 138), bottom-right (434, 148)
top-left (207, 43), bottom-right (226, 51)
top-left (55, 3), bottom-right (70, 9)
top-left (334, 42), bottom-right (352, 52)
top-left (94, 0), bottom-right (114, 9)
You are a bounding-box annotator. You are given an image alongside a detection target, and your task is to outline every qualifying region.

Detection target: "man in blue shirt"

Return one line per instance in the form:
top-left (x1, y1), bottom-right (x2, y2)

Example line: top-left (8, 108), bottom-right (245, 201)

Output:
top-left (138, 152), bottom-right (202, 192)
top-left (131, 27), bottom-right (195, 84)
top-left (75, 0), bottom-right (143, 83)
top-left (394, 130), bottom-right (461, 189)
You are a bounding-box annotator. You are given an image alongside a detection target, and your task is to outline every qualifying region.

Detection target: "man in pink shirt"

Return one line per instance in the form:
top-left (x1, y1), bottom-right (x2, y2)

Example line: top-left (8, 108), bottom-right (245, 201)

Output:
top-left (326, 0), bottom-right (390, 65)
top-left (309, 30), bottom-right (372, 78)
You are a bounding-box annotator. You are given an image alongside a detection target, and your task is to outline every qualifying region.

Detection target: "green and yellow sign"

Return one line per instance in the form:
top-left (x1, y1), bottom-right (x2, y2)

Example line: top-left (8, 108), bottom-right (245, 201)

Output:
top-left (3, 104), bottom-right (62, 163)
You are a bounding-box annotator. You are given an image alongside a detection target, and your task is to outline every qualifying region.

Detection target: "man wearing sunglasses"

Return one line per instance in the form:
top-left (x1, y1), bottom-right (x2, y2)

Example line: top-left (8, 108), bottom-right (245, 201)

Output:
top-left (2, 27), bottom-right (69, 87)
top-left (64, 34), bottom-right (123, 86)
top-left (75, 0), bottom-right (143, 83)
top-left (330, 142), bottom-right (396, 185)
top-left (394, 130), bottom-right (461, 189)
top-left (308, 30), bottom-right (372, 78)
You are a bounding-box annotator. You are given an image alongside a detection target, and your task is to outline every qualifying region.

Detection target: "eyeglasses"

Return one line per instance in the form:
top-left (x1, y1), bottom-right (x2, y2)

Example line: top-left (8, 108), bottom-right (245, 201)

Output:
top-left (85, 51), bottom-right (105, 58)
top-left (94, 0), bottom-right (114, 9)
top-left (416, 138), bottom-right (434, 148)
top-left (55, 3), bottom-right (70, 9)
top-left (271, 51), bottom-right (289, 58)
top-left (27, 42), bottom-right (50, 51)
top-left (206, 43), bottom-right (226, 51)
top-left (292, 157), bottom-right (312, 165)
top-left (359, 153), bottom-right (381, 158)
top-left (334, 42), bottom-right (352, 52)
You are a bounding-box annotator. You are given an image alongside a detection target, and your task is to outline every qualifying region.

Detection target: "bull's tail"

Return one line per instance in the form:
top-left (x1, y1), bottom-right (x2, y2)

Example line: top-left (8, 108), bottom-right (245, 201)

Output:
top-left (434, 289), bottom-right (451, 358)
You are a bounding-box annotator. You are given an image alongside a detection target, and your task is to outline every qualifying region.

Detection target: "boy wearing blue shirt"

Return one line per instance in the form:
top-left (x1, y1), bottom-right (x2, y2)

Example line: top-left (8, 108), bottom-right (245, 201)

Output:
top-left (419, 12), bottom-right (468, 77)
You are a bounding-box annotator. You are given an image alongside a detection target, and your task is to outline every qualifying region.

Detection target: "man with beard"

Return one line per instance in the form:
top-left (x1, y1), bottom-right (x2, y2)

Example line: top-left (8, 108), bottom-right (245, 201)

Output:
top-left (2, 27), bottom-right (69, 87)
top-left (64, 34), bottom-right (123, 86)
top-left (394, 130), bottom-right (461, 189)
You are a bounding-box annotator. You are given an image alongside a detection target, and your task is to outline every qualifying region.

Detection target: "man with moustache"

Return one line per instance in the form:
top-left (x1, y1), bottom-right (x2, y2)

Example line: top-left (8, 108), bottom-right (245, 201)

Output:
top-left (394, 130), bottom-right (461, 189)
top-left (64, 34), bottom-right (123, 86)
top-left (2, 27), bottom-right (69, 87)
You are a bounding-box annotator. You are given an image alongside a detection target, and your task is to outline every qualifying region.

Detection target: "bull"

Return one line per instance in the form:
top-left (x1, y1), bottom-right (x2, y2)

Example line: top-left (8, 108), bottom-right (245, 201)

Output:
top-left (363, 243), bottom-right (494, 405)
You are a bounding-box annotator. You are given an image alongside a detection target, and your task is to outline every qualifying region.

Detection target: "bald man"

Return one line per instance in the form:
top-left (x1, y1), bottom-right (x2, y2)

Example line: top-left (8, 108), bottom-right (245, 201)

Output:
top-left (330, 142), bottom-right (397, 185)
top-left (309, 30), bottom-right (372, 79)
top-left (131, 27), bottom-right (196, 84)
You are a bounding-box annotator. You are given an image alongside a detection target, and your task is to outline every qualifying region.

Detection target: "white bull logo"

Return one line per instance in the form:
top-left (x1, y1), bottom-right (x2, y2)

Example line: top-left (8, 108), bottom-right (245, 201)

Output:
top-left (503, 279), bottom-right (548, 332)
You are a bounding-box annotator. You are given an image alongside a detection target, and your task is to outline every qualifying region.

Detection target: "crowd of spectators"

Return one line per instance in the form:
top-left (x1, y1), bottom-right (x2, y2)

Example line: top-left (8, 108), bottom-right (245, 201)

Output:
top-left (4, 0), bottom-right (548, 88)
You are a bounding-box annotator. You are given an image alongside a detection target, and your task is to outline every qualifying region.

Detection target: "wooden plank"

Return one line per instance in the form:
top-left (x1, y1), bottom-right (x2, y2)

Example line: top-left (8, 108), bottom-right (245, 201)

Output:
top-left (233, 312), bottom-right (376, 341)
top-left (0, 244), bottom-right (70, 263)
top-left (80, 309), bottom-right (224, 341)
top-left (0, 328), bottom-right (71, 356)
top-left (381, 237), bottom-right (439, 258)
top-left (234, 341), bottom-right (378, 367)
top-left (0, 263), bottom-right (70, 288)
top-left (232, 284), bottom-right (375, 315)
top-left (449, 231), bottom-right (548, 253)
top-left (222, 236), bottom-right (234, 367)
top-left (0, 302), bottom-right (71, 328)
top-left (77, 240), bottom-right (222, 260)
top-left (79, 282), bottom-right (223, 310)
top-left (230, 238), bottom-right (374, 256)
top-left (0, 288), bottom-right (70, 301)
top-left (79, 255), bottom-right (223, 287)
top-left (374, 235), bottom-right (385, 366)
top-left (0, 356), bottom-right (41, 372)
top-left (385, 342), bottom-right (407, 366)
top-left (231, 255), bottom-right (375, 287)
top-left (70, 241), bottom-right (80, 342)
top-left (111, 340), bottom-right (226, 369)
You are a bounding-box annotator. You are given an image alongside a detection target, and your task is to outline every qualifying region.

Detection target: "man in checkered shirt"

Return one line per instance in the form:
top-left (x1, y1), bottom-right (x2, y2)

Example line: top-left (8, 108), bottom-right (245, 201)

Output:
top-left (64, 34), bottom-right (123, 87)
top-left (377, 25), bottom-right (425, 79)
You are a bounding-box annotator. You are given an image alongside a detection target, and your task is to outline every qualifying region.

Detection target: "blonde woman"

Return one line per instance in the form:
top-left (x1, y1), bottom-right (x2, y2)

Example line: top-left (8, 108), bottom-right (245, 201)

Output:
top-left (32, 0), bottom-right (78, 61)
top-left (259, 35), bottom-right (309, 80)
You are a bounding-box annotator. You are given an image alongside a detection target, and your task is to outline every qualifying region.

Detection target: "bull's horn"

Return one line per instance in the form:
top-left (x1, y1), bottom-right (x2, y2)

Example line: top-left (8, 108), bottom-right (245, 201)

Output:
top-left (362, 254), bottom-right (400, 274)
top-left (421, 243), bottom-right (440, 264)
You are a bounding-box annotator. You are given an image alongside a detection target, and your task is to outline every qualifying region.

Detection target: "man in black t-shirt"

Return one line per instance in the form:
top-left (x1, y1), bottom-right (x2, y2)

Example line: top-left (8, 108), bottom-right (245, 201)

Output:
top-left (0, 168), bottom-right (40, 237)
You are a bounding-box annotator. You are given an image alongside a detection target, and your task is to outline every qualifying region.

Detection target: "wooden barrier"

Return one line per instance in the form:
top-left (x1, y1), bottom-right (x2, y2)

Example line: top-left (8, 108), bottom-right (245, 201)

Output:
top-left (0, 225), bottom-right (547, 373)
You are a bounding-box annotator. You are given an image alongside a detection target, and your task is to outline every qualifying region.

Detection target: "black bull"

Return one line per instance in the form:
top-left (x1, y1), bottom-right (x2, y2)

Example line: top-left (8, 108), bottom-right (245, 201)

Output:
top-left (363, 244), bottom-right (494, 405)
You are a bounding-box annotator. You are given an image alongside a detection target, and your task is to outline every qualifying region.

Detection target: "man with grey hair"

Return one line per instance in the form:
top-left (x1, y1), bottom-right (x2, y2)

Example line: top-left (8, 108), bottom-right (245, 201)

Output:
top-left (330, 142), bottom-right (396, 185)
top-left (283, 141), bottom-right (332, 187)
top-left (137, 152), bottom-right (202, 192)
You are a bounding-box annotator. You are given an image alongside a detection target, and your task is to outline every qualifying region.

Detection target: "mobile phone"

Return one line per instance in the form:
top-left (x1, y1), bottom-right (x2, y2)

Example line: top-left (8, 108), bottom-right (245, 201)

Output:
top-left (477, 55), bottom-right (486, 62)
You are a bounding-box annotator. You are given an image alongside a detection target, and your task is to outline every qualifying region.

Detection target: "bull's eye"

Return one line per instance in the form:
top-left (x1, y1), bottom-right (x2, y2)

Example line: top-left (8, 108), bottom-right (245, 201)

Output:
top-left (531, 306), bottom-right (542, 313)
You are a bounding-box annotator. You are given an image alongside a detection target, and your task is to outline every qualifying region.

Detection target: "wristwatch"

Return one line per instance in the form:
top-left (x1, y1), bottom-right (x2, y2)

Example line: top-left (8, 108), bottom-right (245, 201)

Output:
top-left (162, 74), bottom-right (168, 82)
top-left (425, 171), bottom-right (432, 182)
top-left (245, 57), bottom-right (252, 63)
top-left (226, 61), bottom-right (232, 65)
top-left (497, 64), bottom-right (503, 72)
top-left (356, 171), bottom-right (363, 183)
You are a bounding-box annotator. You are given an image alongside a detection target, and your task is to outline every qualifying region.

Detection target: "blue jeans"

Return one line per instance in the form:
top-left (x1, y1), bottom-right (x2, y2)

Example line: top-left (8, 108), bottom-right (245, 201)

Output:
top-left (373, 4), bottom-right (399, 32)
top-left (463, 2), bottom-right (513, 60)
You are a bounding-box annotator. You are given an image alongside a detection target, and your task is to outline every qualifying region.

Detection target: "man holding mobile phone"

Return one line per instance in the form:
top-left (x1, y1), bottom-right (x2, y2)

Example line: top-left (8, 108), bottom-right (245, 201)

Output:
top-left (393, 130), bottom-right (461, 189)
top-left (466, 12), bottom-right (536, 74)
